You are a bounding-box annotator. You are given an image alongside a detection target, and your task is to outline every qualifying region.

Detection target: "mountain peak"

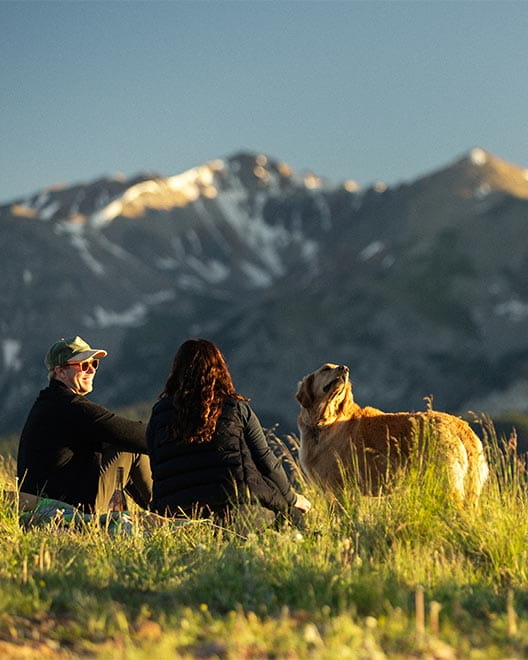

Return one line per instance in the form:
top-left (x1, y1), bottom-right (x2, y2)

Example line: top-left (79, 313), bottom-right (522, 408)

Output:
top-left (456, 147), bottom-right (528, 199)
top-left (413, 148), bottom-right (528, 202)
top-left (466, 147), bottom-right (490, 166)
top-left (90, 152), bottom-right (329, 225)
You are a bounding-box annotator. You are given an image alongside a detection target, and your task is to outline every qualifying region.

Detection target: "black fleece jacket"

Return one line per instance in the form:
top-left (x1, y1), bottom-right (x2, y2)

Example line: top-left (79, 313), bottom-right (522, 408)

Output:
top-left (17, 379), bottom-right (147, 509)
top-left (147, 395), bottom-right (297, 517)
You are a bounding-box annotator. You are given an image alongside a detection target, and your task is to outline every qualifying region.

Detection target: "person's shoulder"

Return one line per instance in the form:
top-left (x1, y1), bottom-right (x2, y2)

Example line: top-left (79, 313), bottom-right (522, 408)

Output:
top-left (38, 379), bottom-right (75, 405)
top-left (223, 395), bottom-right (245, 410)
top-left (35, 380), bottom-right (103, 421)
top-left (223, 396), bottom-right (254, 421)
top-left (42, 379), bottom-right (70, 395)
top-left (67, 388), bottom-right (114, 417)
top-left (148, 396), bottom-right (173, 424)
top-left (152, 396), bottom-right (173, 414)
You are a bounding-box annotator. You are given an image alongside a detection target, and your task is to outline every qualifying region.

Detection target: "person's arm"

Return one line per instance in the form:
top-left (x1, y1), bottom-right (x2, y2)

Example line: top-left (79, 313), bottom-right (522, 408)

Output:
top-left (2, 490), bottom-right (74, 513)
top-left (75, 398), bottom-right (147, 452)
top-left (2, 490), bottom-right (40, 511)
top-left (242, 404), bottom-right (304, 508)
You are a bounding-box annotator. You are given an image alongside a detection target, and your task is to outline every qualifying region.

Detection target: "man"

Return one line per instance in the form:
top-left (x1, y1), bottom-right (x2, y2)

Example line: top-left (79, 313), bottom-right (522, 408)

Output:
top-left (17, 336), bottom-right (152, 513)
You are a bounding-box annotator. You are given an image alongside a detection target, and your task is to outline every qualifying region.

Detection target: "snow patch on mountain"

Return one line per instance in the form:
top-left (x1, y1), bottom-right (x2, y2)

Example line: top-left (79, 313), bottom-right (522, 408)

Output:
top-left (300, 239), bottom-right (318, 261)
top-left (311, 191), bottom-right (332, 230)
top-left (469, 148), bottom-right (487, 166)
top-left (33, 191), bottom-right (50, 209)
top-left (97, 234), bottom-right (130, 260)
top-left (91, 197), bottom-right (129, 226)
top-left (186, 229), bottom-right (203, 256)
top-left (240, 261), bottom-right (273, 287)
top-left (213, 184), bottom-right (252, 232)
top-left (177, 274), bottom-right (206, 292)
top-left (72, 236), bottom-right (105, 275)
top-left (3, 339), bottom-right (22, 371)
top-left (494, 298), bottom-right (528, 322)
top-left (186, 255), bottom-right (229, 284)
top-left (192, 199), bottom-right (233, 252)
top-left (167, 161), bottom-right (222, 198)
top-left (91, 161), bottom-right (226, 225)
top-left (39, 201), bottom-right (60, 220)
top-left (360, 241), bottom-right (385, 261)
top-left (54, 219), bottom-right (83, 236)
top-left (475, 183), bottom-right (491, 199)
top-left (214, 188), bottom-right (288, 277)
top-left (52, 219), bottom-right (112, 274)
top-left (84, 304), bottom-right (147, 328)
top-left (155, 256), bottom-right (177, 270)
top-left (144, 290), bottom-right (175, 304)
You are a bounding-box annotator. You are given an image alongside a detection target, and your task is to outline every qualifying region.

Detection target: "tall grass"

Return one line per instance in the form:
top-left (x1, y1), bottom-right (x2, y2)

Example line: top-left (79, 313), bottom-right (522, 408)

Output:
top-left (0, 418), bottom-right (528, 658)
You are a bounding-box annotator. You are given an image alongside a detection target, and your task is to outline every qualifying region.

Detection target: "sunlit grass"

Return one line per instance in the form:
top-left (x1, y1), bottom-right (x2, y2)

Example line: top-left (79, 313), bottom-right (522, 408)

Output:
top-left (0, 418), bottom-right (528, 657)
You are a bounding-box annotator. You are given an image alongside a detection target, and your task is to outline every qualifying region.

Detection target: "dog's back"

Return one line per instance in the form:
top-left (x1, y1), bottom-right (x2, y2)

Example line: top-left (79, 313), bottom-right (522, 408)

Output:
top-left (303, 408), bottom-right (488, 505)
top-left (296, 363), bottom-right (489, 505)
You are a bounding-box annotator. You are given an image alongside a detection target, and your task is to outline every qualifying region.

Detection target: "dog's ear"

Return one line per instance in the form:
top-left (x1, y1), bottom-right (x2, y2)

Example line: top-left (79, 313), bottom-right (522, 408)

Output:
top-left (296, 374), bottom-right (314, 408)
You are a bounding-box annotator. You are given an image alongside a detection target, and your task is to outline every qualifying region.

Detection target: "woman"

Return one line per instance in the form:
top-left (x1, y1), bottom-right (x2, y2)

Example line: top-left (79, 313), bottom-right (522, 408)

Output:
top-left (147, 339), bottom-right (311, 523)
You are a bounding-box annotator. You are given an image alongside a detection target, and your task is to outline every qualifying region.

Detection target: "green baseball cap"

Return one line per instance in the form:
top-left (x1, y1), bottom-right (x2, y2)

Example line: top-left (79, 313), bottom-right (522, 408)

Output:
top-left (45, 336), bottom-right (108, 369)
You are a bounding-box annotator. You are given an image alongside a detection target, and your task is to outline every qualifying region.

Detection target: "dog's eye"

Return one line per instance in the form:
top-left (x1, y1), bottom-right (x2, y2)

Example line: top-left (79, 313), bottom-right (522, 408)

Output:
top-left (323, 377), bottom-right (340, 393)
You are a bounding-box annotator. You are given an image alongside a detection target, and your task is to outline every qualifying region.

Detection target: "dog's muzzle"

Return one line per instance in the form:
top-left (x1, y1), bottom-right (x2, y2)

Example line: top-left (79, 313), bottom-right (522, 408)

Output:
top-left (322, 365), bottom-right (349, 392)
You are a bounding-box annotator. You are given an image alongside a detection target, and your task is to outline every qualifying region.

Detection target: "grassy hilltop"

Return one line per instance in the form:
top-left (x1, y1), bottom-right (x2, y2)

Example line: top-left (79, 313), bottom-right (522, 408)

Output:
top-left (1, 421), bottom-right (528, 658)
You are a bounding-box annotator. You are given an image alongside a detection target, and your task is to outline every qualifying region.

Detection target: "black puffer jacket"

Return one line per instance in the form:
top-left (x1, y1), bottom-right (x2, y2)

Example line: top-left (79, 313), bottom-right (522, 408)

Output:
top-left (147, 395), bottom-right (297, 517)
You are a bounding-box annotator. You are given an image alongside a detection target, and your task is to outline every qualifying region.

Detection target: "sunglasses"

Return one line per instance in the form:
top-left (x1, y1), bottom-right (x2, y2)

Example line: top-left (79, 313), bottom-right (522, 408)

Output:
top-left (65, 359), bottom-right (99, 371)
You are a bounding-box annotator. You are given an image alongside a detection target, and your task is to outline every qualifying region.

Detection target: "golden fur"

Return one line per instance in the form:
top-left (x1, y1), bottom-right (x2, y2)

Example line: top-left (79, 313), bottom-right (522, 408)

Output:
top-left (296, 363), bottom-right (489, 506)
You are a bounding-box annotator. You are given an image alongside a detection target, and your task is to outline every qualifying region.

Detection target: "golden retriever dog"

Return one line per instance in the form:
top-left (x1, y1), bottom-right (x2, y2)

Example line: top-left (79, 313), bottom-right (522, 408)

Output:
top-left (296, 363), bottom-right (489, 506)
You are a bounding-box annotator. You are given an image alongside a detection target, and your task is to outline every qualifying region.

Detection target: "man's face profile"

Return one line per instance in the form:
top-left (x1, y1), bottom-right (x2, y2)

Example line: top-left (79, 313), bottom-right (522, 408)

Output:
top-left (54, 360), bottom-right (98, 395)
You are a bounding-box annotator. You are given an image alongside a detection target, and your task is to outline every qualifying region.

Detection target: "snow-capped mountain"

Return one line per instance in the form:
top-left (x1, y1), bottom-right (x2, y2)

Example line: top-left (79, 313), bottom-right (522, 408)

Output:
top-left (2, 148), bottom-right (528, 436)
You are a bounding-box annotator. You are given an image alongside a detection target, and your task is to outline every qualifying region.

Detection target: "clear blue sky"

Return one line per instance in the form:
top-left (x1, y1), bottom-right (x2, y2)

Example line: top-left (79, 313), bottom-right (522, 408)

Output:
top-left (2, 0), bottom-right (527, 202)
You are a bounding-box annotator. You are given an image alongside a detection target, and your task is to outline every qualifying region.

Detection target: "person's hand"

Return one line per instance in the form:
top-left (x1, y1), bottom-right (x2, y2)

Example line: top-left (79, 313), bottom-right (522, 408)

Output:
top-left (2, 490), bottom-right (41, 512)
top-left (293, 493), bottom-right (312, 513)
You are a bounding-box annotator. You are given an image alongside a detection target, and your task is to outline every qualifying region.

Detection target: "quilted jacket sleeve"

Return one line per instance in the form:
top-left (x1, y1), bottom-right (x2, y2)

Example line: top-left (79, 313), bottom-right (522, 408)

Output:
top-left (241, 403), bottom-right (297, 506)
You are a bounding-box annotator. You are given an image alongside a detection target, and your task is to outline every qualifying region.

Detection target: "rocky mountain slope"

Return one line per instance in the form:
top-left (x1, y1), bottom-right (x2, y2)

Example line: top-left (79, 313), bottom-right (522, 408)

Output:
top-left (2, 148), bottom-right (528, 435)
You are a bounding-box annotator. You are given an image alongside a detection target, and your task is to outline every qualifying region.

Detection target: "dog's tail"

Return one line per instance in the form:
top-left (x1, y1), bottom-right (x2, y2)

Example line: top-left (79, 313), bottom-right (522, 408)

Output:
top-left (460, 422), bottom-right (489, 506)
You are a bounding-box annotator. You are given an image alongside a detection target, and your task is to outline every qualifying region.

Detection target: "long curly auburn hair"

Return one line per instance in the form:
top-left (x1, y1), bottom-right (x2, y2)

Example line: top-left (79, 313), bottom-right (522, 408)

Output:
top-left (162, 338), bottom-right (247, 444)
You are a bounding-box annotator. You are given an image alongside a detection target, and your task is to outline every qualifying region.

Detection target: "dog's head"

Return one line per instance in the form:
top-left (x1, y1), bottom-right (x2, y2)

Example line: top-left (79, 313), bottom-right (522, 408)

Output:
top-left (296, 363), bottom-right (354, 425)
